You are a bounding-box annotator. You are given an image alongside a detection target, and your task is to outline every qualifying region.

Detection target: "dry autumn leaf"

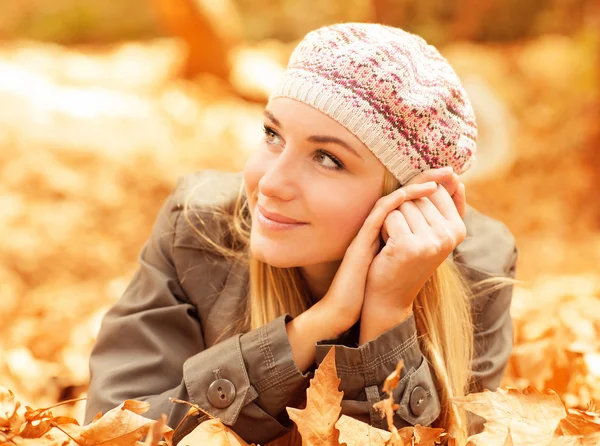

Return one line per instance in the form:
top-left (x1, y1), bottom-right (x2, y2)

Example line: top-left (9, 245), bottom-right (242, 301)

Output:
top-left (451, 385), bottom-right (600, 445)
top-left (140, 414), bottom-right (172, 446)
top-left (0, 387), bottom-right (24, 442)
top-left (335, 414), bottom-right (392, 445)
top-left (451, 385), bottom-right (566, 445)
top-left (286, 348), bottom-right (344, 446)
top-left (71, 399), bottom-right (173, 445)
top-left (373, 360), bottom-right (403, 444)
top-left (555, 408), bottom-right (600, 445)
top-left (178, 418), bottom-right (252, 446)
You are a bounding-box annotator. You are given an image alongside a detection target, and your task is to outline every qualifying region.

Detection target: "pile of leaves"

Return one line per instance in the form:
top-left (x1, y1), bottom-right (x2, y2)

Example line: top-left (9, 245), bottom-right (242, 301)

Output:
top-left (3, 349), bottom-right (600, 446)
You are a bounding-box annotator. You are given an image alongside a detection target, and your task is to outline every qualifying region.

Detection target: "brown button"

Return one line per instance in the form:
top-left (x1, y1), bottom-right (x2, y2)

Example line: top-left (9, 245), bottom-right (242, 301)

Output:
top-left (409, 386), bottom-right (428, 417)
top-left (207, 378), bottom-right (236, 409)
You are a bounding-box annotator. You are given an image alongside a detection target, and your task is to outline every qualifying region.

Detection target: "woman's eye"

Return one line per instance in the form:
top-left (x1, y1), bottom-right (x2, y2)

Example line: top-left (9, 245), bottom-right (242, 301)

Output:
top-left (262, 125), bottom-right (282, 145)
top-left (314, 150), bottom-right (343, 170)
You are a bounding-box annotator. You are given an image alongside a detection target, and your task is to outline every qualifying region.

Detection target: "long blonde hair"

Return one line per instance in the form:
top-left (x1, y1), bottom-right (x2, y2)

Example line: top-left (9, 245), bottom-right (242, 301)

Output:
top-left (183, 170), bottom-right (516, 441)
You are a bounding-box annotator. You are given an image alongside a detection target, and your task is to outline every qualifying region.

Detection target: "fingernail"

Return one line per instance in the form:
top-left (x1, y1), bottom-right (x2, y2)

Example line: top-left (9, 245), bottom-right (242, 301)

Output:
top-left (441, 166), bottom-right (453, 173)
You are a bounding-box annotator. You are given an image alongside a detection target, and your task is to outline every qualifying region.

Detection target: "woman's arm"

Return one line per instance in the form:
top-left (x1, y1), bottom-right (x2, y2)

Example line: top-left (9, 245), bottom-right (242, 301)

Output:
top-left (85, 176), bottom-right (337, 445)
top-left (312, 205), bottom-right (518, 432)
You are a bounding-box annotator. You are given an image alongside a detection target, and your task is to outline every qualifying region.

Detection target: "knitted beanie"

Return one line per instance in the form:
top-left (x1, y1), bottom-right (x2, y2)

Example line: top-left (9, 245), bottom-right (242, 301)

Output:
top-left (269, 23), bottom-right (477, 185)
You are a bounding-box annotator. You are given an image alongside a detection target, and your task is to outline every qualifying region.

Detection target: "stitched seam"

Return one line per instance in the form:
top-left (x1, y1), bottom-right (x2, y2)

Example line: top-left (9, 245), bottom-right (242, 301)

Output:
top-left (224, 335), bottom-right (250, 425)
top-left (336, 334), bottom-right (418, 375)
top-left (254, 363), bottom-right (301, 393)
top-left (258, 326), bottom-right (288, 394)
top-left (336, 334), bottom-right (416, 374)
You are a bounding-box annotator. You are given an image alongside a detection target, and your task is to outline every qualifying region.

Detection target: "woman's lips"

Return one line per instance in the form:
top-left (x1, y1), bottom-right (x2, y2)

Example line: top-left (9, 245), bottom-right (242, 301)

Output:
top-left (256, 205), bottom-right (308, 230)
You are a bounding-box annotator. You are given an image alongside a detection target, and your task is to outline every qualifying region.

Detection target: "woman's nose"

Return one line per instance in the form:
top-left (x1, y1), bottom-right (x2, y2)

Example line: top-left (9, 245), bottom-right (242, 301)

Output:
top-left (258, 151), bottom-right (299, 201)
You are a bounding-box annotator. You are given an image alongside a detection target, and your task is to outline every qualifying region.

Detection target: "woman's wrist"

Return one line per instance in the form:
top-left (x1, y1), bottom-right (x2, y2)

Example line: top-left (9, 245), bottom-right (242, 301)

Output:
top-left (359, 299), bottom-right (413, 345)
top-left (286, 301), bottom-right (349, 372)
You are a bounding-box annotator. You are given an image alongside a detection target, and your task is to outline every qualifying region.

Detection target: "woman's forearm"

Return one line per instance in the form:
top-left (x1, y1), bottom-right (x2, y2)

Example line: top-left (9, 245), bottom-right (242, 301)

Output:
top-left (359, 298), bottom-right (413, 345)
top-left (286, 301), bottom-right (345, 372)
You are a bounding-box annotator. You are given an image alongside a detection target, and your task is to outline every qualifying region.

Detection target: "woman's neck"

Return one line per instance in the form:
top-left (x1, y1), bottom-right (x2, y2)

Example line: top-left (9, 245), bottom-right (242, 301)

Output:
top-left (300, 260), bottom-right (342, 302)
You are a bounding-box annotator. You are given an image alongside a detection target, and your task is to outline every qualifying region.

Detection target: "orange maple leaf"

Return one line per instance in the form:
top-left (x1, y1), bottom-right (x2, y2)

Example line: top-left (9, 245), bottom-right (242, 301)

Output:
top-left (178, 418), bottom-right (253, 446)
top-left (72, 399), bottom-right (173, 445)
top-left (0, 387), bottom-right (24, 442)
top-left (335, 414), bottom-right (392, 445)
top-left (451, 386), bottom-right (568, 445)
top-left (287, 347), bottom-right (344, 446)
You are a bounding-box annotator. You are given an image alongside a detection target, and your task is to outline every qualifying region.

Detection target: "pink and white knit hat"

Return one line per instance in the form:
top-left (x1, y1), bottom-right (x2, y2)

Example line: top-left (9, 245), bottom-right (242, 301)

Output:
top-left (269, 23), bottom-right (477, 185)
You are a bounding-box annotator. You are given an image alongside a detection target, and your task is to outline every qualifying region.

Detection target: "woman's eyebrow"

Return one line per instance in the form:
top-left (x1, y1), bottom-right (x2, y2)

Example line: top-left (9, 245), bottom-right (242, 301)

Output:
top-left (263, 109), bottom-right (363, 161)
top-left (264, 110), bottom-right (282, 128)
top-left (306, 135), bottom-right (363, 160)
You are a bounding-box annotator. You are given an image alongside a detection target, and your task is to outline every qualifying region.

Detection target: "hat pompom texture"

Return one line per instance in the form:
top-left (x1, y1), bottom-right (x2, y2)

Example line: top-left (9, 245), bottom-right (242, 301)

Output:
top-left (269, 22), bottom-right (477, 185)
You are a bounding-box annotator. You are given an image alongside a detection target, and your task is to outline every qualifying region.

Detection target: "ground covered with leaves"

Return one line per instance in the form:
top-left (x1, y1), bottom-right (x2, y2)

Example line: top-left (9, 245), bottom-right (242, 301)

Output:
top-left (0, 28), bottom-right (599, 445)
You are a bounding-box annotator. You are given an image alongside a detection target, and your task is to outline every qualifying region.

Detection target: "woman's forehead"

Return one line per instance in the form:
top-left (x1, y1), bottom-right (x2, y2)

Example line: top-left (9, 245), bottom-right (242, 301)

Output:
top-left (264, 98), bottom-right (374, 160)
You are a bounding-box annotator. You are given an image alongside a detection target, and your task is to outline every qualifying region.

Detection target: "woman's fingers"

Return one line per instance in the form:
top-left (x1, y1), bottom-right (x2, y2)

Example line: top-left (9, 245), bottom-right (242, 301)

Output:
top-left (425, 185), bottom-right (462, 222)
top-left (352, 182), bottom-right (437, 252)
top-left (381, 209), bottom-right (411, 242)
top-left (411, 196), bottom-right (447, 227)
top-left (453, 182), bottom-right (467, 218)
top-left (406, 168), bottom-right (465, 216)
top-left (406, 167), bottom-right (454, 187)
top-left (398, 201), bottom-right (429, 235)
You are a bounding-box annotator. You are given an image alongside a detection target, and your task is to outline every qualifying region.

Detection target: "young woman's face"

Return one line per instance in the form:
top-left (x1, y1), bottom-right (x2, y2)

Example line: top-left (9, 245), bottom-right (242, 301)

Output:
top-left (244, 98), bottom-right (386, 268)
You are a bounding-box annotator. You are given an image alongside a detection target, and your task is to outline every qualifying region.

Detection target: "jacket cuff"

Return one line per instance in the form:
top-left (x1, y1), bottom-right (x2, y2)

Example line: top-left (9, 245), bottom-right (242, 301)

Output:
top-left (183, 333), bottom-right (252, 426)
top-left (314, 312), bottom-right (441, 427)
top-left (239, 314), bottom-right (311, 418)
top-left (182, 315), bottom-right (310, 438)
top-left (315, 312), bottom-right (422, 385)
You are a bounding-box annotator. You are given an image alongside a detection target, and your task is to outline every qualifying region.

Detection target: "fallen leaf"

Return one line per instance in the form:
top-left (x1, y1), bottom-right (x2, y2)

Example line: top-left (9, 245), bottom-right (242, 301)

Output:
top-left (503, 427), bottom-right (514, 445)
top-left (335, 414), bottom-right (392, 445)
top-left (555, 408), bottom-right (600, 445)
top-left (451, 386), bottom-right (567, 445)
top-left (141, 414), bottom-right (172, 446)
top-left (178, 418), bottom-right (252, 446)
top-left (372, 360), bottom-right (404, 445)
top-left (123, 400), bottom-right (152, 415)
top-left (20, 415), bottom-right (80, 438)
top-left (287, 348), bottom-right (343, 446)
top-left (73, 399), bottom-right (172, 445)
top-left (0, 387), bottom-right (24, 441)
top-left (412, 424), bottom-right (445, 445)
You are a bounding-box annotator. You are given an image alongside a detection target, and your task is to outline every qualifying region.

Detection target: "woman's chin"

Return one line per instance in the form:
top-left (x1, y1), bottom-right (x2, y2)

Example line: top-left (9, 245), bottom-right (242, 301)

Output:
top-left (250, 239), bottom-right (301, 268)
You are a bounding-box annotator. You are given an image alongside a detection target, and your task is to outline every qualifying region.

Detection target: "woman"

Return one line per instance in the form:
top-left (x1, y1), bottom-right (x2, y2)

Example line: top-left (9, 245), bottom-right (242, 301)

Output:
top-left (84, 23), bottom-right (518, 444)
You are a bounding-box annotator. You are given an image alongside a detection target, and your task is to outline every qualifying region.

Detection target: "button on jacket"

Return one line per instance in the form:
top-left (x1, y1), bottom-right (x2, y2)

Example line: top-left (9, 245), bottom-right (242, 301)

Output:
top-left (84, 170), bottom-right (519, 444)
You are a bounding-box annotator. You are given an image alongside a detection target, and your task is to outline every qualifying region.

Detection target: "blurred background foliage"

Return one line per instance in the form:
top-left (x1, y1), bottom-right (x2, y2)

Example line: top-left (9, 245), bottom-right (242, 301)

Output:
top-left (0, 0), bottom-right (596, 44)
top-left (0, 0), bottom-right (599, 430)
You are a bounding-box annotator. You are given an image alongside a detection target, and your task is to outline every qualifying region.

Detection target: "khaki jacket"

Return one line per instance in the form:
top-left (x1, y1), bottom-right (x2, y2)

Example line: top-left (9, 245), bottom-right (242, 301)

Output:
top-left (84, 170), bottom-right (518, 444)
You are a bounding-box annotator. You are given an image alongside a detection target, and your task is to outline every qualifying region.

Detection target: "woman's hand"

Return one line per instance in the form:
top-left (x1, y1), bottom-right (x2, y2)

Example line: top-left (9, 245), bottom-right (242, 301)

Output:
top-left (359, 170), bottom-right (467, 343)
top-left (287, 167), bottom-right (464, 370)
top-left (314, 181), bottom-right (440, 338)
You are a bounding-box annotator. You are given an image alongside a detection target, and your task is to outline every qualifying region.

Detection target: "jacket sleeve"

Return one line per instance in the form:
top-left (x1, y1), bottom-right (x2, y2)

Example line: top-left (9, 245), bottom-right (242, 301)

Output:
top-left (313, 243), bottom-right (519, 433)
top-left (465, 244), bottom-right (519, 435)
top-left (84, 179), bottom-right (311, 445)
top-left (314, 311), bottom-right (441, 431)
top-left (469, 245), bottom-right (518, 393)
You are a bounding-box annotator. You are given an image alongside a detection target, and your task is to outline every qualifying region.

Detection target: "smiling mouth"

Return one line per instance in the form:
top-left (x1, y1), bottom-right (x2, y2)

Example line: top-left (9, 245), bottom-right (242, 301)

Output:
top-left (256, 207), bottom-right (308, 230)
top-left (257, 205), bottom-right (307, 224)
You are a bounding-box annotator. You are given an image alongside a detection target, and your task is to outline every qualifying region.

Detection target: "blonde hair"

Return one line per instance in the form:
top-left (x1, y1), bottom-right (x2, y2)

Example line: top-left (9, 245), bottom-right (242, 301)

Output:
top-left (182, 170), bottom-right (516, 441)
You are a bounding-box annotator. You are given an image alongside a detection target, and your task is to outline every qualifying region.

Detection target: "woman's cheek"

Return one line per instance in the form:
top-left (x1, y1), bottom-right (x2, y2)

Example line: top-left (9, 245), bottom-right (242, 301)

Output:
top-left (321, 199), bottom-right (367, 246)
top-left (243, 152), bottom-right (267, 203)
